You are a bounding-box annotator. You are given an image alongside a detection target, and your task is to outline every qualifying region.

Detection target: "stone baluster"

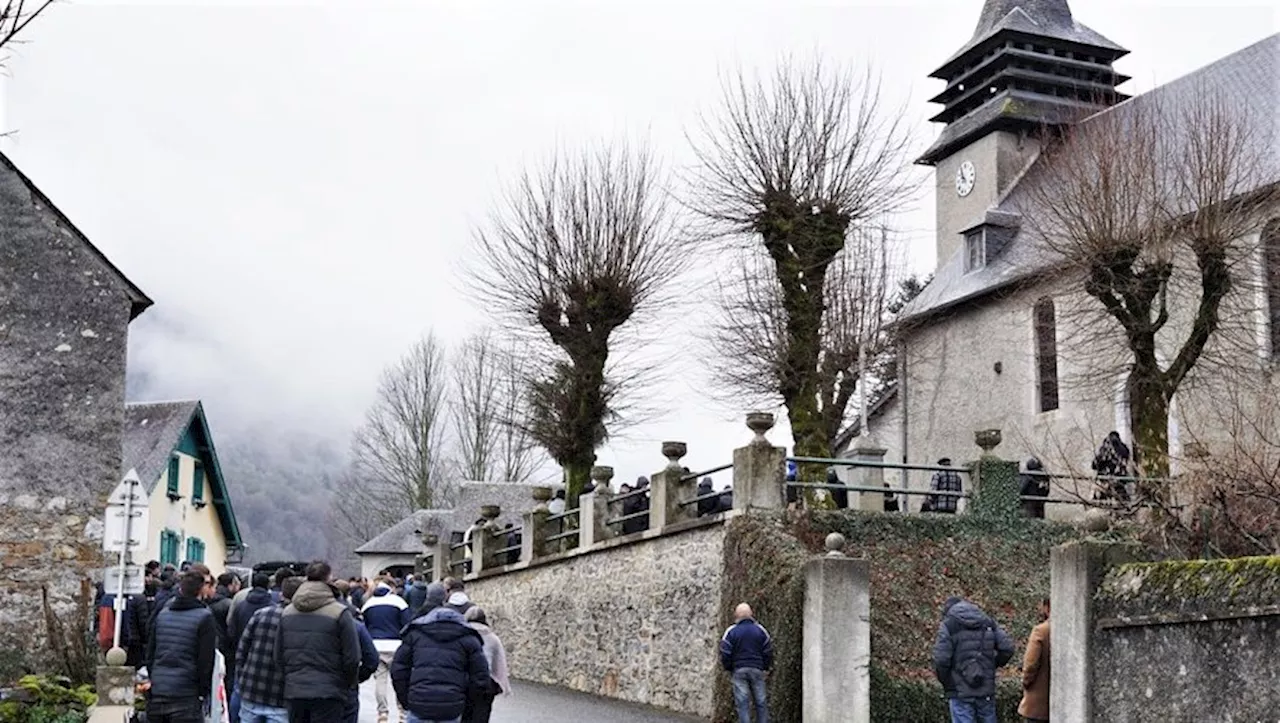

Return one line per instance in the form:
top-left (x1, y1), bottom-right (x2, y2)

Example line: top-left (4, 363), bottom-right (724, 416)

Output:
top-left (522, 486), bottom-right (553, 561)
top-left (648, 441), bottom-right (690, 530)
top-left (471, 504), bottom-right (502, 574)
top-left (848, 436), bottom-right (888, 511)
top-left (732, 412), bottom-right (786, 511)
top-left (580, 465), bottom-right (615, 548)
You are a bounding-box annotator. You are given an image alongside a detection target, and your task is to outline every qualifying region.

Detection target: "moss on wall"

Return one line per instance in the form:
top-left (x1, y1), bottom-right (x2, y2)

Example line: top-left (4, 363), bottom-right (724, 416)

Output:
top-left (1099, 555), bottom-right (1280, 620)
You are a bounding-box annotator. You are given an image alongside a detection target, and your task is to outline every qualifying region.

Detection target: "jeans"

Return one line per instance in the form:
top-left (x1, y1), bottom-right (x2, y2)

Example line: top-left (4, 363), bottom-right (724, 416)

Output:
top-left (731, 668), bottom-right (769, 723)
top-left (374, 650), bottom-right (396, 716)
top-left (239, 699), bottom-right (289, 723)
top-left (406, 714), bottom-right (461, 723)
top-left (949, 696), bottom-right (998, 723)
top-left (229, 686), bottom-right (242, 723)
top-left (288, 697), bottom-right (347, 723)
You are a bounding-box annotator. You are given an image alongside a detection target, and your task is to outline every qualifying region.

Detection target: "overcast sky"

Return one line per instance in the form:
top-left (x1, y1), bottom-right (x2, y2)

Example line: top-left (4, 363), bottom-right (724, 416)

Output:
top-left (3, 0), bottom-right (1276, 483)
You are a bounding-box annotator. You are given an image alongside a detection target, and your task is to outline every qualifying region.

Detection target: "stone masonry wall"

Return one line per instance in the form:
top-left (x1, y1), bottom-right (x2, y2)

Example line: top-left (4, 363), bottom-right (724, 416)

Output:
top-left (464, 521), bottom-right (727, 718)
top-left (0, 159), bottom-right (136, 679)
top-left (1090, 556), bottom-right (1280, 721)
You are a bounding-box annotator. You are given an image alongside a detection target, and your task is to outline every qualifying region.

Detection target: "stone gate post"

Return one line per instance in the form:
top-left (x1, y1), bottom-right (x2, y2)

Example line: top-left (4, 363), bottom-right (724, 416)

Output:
top-left (732, 412), bottom-right (785, 511)
top-left (803, 533), bottom-right (870, 723)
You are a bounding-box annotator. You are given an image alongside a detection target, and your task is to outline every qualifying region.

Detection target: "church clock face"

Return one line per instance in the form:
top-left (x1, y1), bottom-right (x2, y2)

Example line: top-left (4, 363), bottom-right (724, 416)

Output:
top-left (955, 160), bottom-right (976, 198)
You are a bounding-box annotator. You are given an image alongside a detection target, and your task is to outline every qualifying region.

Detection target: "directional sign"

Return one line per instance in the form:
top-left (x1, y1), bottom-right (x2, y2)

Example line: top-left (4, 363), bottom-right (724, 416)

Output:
top-left (102, 565), bottom-right (145, 596)
top-left (107, 469), bottom-right (149, 508)
top-left (102, 506), bottom-right (150, 553)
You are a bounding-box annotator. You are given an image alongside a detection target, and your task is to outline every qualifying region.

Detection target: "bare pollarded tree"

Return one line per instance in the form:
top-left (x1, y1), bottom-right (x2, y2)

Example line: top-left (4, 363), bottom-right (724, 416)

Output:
top-left (351, 333), bottom-right (456, 513)
top-left (1021, 88), bottom-right (1279, 486)
top-left (453, 331), bottom-right (544, 483)
top-left (469, 145), bottom-right (686, 500)
top-left (689, 60), bottom-right (917, 461)
top-left (709, 225), bottom-right (900, 451)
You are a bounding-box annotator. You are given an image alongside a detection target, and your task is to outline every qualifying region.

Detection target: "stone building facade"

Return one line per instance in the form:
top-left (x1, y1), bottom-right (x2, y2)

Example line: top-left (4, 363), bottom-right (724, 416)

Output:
top-left (0, 152), bottom-right (150, 675)
top-left (884, 1), bottom-right (1279, 509)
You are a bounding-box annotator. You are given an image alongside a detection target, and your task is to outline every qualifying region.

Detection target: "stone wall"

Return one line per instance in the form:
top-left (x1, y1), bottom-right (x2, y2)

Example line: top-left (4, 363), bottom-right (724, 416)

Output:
top-left (0, 155), bottom-right (142, 679)
top-left (463, 519), bottom-right (728, 718)
top-left (1088, 556), bottom-right (1280, 722)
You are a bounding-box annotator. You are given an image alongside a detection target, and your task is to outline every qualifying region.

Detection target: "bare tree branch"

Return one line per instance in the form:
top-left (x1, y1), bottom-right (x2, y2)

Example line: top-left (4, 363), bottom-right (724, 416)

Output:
top-left (688, 58), bottom-right (918, 462)
top-left (452, 331), bottom-right (546, 483)
top-left (467, 144), bottom-right (687, 499)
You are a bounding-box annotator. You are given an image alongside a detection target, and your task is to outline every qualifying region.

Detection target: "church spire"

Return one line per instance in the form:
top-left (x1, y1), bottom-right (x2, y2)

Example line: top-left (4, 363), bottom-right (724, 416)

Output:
top-left (917, 0), bottom-right (1129, 165)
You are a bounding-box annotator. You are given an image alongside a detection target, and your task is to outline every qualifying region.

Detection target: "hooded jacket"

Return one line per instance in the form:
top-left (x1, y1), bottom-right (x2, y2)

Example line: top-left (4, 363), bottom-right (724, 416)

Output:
top-left (230, 587), bottom-right (274, 652)
top-left (467, 622), bottom-right (511, 694)
top-left (362, 586), bottom-right (410, 647)
top-left (277, 581), bottom-right (361, 701)
top-left (932, 598), bottom-right (1015, 699)
top-left (445, 592), bottom-right (474, 617)
top-left (390, 608), bottom-right (490, 721)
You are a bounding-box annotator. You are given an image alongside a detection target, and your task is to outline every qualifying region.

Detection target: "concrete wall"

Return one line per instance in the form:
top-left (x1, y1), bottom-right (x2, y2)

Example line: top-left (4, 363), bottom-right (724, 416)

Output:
top-left (463, 520), bottom-right (728, 718)
top-left (1051, 544), bottom-right (1280, 722)
top-left (932, 130), bottom-right (1040, 267)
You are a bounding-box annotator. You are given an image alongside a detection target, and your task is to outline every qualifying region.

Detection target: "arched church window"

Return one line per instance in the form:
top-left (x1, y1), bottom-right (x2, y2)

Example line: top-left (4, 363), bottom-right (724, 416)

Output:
top-left (1034, 297), bottom-right (1059, 412)
top-left (1263, 219), bottom-right (1280, 357)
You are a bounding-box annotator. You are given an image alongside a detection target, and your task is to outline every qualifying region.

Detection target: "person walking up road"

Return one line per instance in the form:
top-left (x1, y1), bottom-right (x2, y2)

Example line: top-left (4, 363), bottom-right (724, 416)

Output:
top-left (362, 581), bottom-right (411, 723)
top-left (235, 576), bottom-right (303, 723)
top-left (461, 607), bottom-right (510, 723)
top-left (933, 596), bottom-right (1015, 723)
top-left (278, 561), bottom-right (362, 723)
top-left (145, 568), bottom-right (217, 723)
top-left (720, 603), bottom-right (772, 723)
top-left (391, 602), bottom-right (490, 723)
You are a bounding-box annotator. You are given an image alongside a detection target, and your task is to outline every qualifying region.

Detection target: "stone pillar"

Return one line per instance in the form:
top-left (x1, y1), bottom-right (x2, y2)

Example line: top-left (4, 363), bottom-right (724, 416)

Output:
top-left (848, 438), bottom-right (887, 511)
top-left (430, 539), bottom-right (449, 583)
top-left (471, 504), bottom-right (502, 574)
top-left (650, 441), bottom-right (693, 529)
top-left (580, 465), bottom-right (615, 547)
top-left (96, 665), bottom-right (136, 707)
top-left (970, 429), bottom-right (1018, 519)
top-left (1049, 541), bottom-right (1146, 722)
top-left (733, 412), bottom-right (786, 511)
top-left (803, 533), bottom-right (870, 723)
top-left (521, 508), bottom-right (550, 561)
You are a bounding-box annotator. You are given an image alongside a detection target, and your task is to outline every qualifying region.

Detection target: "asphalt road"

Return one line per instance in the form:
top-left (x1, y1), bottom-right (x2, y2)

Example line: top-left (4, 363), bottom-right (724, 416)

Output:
top-left (358, 676), bottom-right (704, 723)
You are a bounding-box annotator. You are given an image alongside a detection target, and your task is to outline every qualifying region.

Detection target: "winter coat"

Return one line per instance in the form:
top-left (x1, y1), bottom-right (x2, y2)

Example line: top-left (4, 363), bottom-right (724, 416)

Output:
top-left (929, 470), bottom-right (963, 513)
top-left (277, 581), bottom-right (362, 701)
top-left (467, 622), bottom-right (511, 694)
top-left (445, 592), bottom-right (474, 617)
top-left (932, 599), bottom-right (1015, 699)
top-left (828, 469), bottom-right (849, 509)
top-left (1018, 621), bottom-right (1051, 719)
top-left (146, 595), bottom-right (216, 702)
top-left (719, 618), bottom-right (774, 672)
top-left (362, 587), bottom-right (410, 648)
top-left (1019, 469), bottom-right (1050, 519)
top-left (230, 588), bottom-right (274, 652)
top-left (356, 621), bottom-right (379, 686)
top-left (405, 582), bottom-right (428, 615)
top-left (390, 608), bottom-right (490, 722)
top-left (696, 480), bottom-right (718, 517)
top-left (236, 603), bottom-right (287, 709)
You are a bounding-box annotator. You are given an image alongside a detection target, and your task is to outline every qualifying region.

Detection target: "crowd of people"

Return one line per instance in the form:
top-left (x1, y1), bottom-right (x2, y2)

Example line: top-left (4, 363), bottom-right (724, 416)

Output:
top-left (99, 561), bottom-right (510, 723)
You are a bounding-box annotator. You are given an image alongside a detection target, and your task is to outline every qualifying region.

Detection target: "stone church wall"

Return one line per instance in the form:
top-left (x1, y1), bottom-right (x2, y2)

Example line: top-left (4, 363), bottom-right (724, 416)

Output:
top-left (0, 163), bottom-right (133, 678)
top-left (463, 520), bottom-right (727, 718)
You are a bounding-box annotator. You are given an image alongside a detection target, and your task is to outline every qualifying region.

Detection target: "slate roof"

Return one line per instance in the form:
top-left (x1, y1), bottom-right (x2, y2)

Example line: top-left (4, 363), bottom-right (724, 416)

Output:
top-left (355, 509), bottom-right (453, 555)
top-left (935, 0), bottom-right (1126, 74)
top-left (355, 482), bottom-right (549, 556)
top-left (901, 33), bottom-right (1280, 324)
top-left (123, 401), bottom-right (201, 494)
top-left (0, 151), bottom-right (152, 320)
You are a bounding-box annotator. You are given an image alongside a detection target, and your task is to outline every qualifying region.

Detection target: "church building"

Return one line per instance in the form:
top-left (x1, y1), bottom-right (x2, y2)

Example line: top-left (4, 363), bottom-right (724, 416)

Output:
top-left (871, 1), bottom-right (1279, 512)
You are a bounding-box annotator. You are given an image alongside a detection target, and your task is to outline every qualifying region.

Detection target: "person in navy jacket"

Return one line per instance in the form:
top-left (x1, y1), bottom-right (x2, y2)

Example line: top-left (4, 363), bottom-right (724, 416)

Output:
top-left (720, 603), bottom-right (773, 723)
top-left (361, 582), bottom-right (411, 723)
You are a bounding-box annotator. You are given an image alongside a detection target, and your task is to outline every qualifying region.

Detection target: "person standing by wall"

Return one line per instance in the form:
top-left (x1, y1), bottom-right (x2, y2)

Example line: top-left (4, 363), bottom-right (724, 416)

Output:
top-left (720, 603), bottom-right (772, 723)
top-left (1018, 598), bottom-right (1051, 723)
top-left (932, 596), bottom-right (1015, 723)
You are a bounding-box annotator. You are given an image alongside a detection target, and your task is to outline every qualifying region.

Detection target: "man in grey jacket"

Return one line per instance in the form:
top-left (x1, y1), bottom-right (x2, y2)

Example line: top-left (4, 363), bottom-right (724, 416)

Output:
top-left (277, 561), bottom-right (362, 723)
top-left (932, 596), bottom-right (1015, 723)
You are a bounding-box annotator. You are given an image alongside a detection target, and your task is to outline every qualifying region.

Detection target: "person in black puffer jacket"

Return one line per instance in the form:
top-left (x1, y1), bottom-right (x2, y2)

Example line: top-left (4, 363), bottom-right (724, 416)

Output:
top-left (391, 606), bottom-right (490, 723)
top-left (932, 596), bottom-right (1015, 723)
top-left (146, 569), bottom-right (216, 723)
top-left (277, 562), bottom-right (362, 723)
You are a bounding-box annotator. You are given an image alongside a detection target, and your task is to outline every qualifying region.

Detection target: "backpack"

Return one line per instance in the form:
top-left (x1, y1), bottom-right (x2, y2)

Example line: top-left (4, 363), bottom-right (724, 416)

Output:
top-left (945, 616), bottom-right (991, 688)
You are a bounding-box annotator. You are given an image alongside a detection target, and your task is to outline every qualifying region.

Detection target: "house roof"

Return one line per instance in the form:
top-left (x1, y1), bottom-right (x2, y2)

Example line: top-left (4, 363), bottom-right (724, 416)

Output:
top-left (901, 33), bottom-right (1280, 324)
top-left (0, 151), bottom-right (152, 320)
top-left (356, 510), bottom-right (453, 555)
top-left (123, 400), bottom-right (244, 550)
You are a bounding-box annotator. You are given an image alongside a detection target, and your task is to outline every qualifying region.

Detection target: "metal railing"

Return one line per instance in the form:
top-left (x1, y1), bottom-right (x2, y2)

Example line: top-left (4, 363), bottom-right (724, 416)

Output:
top-left (605, 487), bottom-right (651, 532)
top-left (488, 524), bottom-right (523, 565)
top-left (679, 462), bottom-right (734, 483)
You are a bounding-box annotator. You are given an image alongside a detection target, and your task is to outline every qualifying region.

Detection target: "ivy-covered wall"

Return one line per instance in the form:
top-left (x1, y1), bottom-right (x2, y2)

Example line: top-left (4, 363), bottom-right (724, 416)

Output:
top-left (719, 511), bottom-right (1091, 722)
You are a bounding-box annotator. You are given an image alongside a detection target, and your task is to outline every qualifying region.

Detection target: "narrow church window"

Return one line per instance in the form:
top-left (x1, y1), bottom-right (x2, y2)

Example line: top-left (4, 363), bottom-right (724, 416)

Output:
top-left (1264, 219), bottom-right (1280, 357)
top-left (964, 230), bottom-right (985, 272)
top-left (1034, 298), bottom-right (1060, 412)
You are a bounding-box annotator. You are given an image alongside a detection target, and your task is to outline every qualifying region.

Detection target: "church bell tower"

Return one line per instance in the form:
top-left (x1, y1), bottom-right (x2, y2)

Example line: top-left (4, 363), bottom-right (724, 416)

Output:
top-left (920, 0), bottom-right (1129, 269)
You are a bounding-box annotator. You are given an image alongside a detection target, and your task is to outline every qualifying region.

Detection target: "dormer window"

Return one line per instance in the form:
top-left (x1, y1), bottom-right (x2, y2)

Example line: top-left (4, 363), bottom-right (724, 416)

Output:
top-left (964, 229), bottom-right (986, 272)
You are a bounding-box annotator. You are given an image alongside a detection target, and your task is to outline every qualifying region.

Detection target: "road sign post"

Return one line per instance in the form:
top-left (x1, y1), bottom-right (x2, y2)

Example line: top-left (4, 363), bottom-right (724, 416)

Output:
top-left (103, 469), bottom-right (148, 657)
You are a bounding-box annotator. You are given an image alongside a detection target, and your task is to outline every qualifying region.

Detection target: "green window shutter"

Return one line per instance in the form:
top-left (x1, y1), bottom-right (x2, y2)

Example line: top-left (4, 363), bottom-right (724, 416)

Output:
top-left (193, 464), bottom-right (205, 503)
top-left (167, 456), bottom-right (181, 497)
top-left (186, 537), bottom-right (205, 563)
top-left (160, 530), bottom-right (179, 566)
